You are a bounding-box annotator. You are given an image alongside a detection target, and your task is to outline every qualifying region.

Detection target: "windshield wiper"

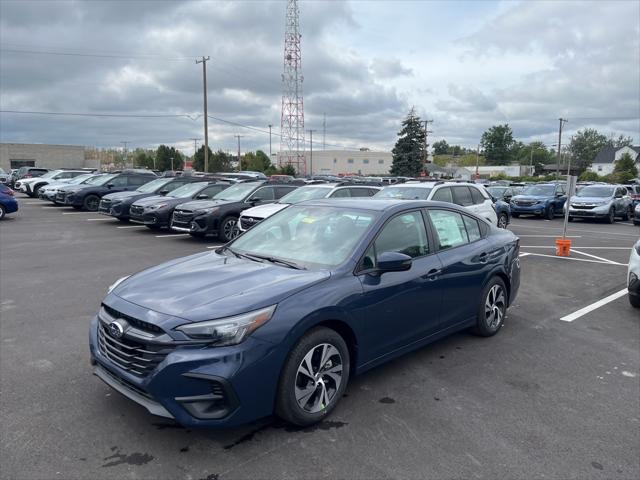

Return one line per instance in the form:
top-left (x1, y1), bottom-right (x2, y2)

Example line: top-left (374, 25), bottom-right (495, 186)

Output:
top-left (220, 246), bottom-right (266, 263)
top-left (246, 253), bottom-right (306, 270)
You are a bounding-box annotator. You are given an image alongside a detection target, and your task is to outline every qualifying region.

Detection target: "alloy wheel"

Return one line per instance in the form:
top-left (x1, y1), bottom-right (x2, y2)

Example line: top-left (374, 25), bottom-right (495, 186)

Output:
top-left (498, 214), bottom-right (508, 229)
top-left (294, 343), bottom-right (343, 413)
top-left (86, 197), bottom-right (99, 211)
top-left (223, 218), bottom-right (239, 240)
top-left (484, 284), bottom-right (506, 330)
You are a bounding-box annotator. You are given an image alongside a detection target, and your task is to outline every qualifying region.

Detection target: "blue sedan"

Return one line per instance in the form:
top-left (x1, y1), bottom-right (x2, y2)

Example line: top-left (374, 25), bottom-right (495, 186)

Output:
top-left (90, 199), bottom-right (521, 428)
top-left (0, 184), bottom-right (18, 220)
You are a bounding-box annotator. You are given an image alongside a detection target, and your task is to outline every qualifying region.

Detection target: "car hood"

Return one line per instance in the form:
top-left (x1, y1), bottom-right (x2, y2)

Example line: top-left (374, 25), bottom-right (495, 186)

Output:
top-left (242, 202), bottom-right (288, 218)
top-left (42, 180), bottom-right (69, 189)
top-left (112, 251), bottom-right (330, 322)
top-left (512, 195), bottom-right (552, 201)
top-left (103, 191), bottom-right (144, 201)
top-left (570, 196), bottom-right (611, 204)
top-left (131, 195), bottom-right (185, 207)
top-left (58, 184), bottom-right (89, 193)
top-left (176, 199), bottom-right (239, 212)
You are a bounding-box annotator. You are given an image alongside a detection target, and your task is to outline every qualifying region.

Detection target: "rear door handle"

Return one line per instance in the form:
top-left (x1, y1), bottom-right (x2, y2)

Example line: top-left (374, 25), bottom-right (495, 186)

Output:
top-left (423, 268), bottom-right (442, 280)
top-left (478, 252), bottom-right (488, 263)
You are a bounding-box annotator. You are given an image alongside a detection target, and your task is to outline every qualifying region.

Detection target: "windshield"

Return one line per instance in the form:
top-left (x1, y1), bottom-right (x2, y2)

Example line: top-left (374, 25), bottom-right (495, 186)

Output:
top-left (575, 186), bottom-right (614, 198)
top-left (487, 187), bottom-right (507, 197)
top-left (213, 182), bottom-right (260, 201)
top-left (65, 174), bottom-right (93, 185)
top-left (374, 186), bottom-right (432, 200)
top-left (83, 175), bottom-right (105, 185)
top-left (278, 186), bottom-right (333, 204)
top-left (168, 182), bottom-right (208, 198)
top-left (520, 185), bottom-right (555, 196)
top-left (137, 177), bottom-right (173, 193)
top-left (93, 174), bottom-right (118, 186)
top-left (230, 205), bottom-right (377, 268)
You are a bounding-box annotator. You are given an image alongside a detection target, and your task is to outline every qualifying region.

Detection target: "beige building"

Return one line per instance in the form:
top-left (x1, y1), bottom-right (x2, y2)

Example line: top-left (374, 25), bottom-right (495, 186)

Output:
top-left (0, 143), bottom-right (95, 171)
top-left (280, 149), bottom-right (393, 176)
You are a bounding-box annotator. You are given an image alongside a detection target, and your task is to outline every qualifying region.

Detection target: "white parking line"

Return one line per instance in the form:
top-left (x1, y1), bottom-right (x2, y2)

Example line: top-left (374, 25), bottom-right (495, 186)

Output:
top-left (520, 252), bottom-right (628, 266)
top-left (570, 249), bottom-right (618, 265)
top-left (116, 225), bottom-right (146, 229)
top-left (62, 212), bottom-right (94, 215)
top-left (517, 234), bottom-right (582, 238)
top-left (520, 246), bottom-right (632, 250)
top-left (25, 202), bottom-right (45, 205)
top-left (519, 252), bottom-right (531, 257)
top-left (560, 289), bottom-right (628, 322)
top-left (510, 223), bottom-right (638, 238)
top-left (154, 234), bottom-right (189, 238)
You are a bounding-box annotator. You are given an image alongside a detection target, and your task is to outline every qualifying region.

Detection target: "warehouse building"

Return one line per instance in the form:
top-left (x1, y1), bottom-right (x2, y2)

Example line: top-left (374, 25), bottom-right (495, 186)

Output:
top-left (280, 149), bottom-right (393, 176)
top-left (0, 143), bottom-right (97, 172)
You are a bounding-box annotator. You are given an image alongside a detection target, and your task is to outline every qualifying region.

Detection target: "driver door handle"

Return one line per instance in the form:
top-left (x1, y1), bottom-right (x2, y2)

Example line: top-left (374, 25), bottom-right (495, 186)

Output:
top-left (478, 252), bottom-right (488, 263)
top-left (423, 268), bottom-right (442, 280)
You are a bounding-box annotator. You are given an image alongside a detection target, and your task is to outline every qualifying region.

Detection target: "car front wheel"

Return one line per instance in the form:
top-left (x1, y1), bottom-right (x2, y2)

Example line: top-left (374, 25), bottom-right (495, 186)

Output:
top-left (219, 216), bottom-right (239, 243)
top-left (606, 208), bottom-right (615, 224)
top-left (0, 204), bottom-right (5, 220)
top-left (546, 205), bottom-right (555, 220)
top-left (473, 278), bottom-right (507, 337)
top-left (83, 194), bottom-right (100, 211)
top-left (276, 327), bottom-right (350, 426)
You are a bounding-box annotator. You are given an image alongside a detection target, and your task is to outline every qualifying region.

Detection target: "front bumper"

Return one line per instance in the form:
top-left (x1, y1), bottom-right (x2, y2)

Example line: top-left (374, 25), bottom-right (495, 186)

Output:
top-left (130, 210), bottom-right (163, 226)
top-left (99, 201), bottom-right (128, 218)
top-left (89, 312), bottom-right (282, 428)
top-left (568, 205), bottom-right (610, 218)
top-left (190, 213), bottom-right (219, 235)
top-left (510, 203), bottom-right (547, 215)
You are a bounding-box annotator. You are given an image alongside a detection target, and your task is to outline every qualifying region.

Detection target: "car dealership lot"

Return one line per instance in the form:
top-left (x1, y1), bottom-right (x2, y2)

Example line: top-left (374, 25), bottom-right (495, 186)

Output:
top-left (1, 199), bottom-right (638, 480)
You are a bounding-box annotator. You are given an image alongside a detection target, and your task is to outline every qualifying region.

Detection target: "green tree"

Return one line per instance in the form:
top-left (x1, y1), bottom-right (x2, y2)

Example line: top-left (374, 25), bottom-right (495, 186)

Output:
top-left (279, 164), bottom-right (296, 176)
top-left (432, 140), bottom-right (449, 155)
top-left (480, 124), bottom-right (515, 165)
top-left (567, 128), bottom-right (608, 173)
top-left (132, 149), bottom-right (155, 170)
top-left (240, 150), bottom-right (271, 172)
top-left (192, 145), bottom-right (213, 172)
top-left (390, 108), bottom-right (426, 176)
top-left (612, 152), bottom-right (638, 182)
top-left (609, 134), bottom-right (634, 148)
top-left (155, 145), bottom-right (184, 171)
top-left (255, 150), bottom-right (271, 171)
top-left (578, 171), bottom-right (601, 181)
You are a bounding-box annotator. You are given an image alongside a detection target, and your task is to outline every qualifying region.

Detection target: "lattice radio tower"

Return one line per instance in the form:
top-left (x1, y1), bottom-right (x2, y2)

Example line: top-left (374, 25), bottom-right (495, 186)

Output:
top-left (280, 0), bottom-right (306, 174)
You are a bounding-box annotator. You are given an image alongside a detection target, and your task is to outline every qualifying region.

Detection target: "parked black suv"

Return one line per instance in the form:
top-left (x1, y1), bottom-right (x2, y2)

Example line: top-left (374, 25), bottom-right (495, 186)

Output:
top-left (170, 181), bottom-right (298, 241)
top-left (98, 176), bottom-right (211, 221)
top-left (129, 180), bottom-right (232, 230)
top-left (56, 171), bottom-right (156, 210)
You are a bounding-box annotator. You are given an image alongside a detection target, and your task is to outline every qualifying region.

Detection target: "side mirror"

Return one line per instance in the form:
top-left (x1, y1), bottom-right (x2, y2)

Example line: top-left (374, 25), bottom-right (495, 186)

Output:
top-left (159, 189), bottom-right (169, 195)
top-left (196, 194), bottom-right (209, 199)
top-left (376, 251), bottom-right (412, 273)
top-left (106, 183), bottom-right (114, 188)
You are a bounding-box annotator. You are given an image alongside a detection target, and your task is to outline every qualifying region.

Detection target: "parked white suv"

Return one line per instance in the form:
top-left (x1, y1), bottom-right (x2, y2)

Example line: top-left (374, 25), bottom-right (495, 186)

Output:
top-left (238, 183), bottom-right (381, 231)
top-left (628, 239), bottom-right (640, 308)
top-left (16, 169), bottom-right (89, 197)
top-left (375, 181), bottom-right (498, 225)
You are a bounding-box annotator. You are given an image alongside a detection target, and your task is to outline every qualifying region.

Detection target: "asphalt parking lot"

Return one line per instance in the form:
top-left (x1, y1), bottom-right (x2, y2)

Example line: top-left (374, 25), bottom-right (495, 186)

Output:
top-left (1, 198), bottom-right (638, 480)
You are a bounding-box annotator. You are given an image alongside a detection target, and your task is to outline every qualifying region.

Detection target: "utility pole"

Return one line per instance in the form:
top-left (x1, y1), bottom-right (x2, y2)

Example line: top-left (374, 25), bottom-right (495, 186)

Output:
top-left (422, 120), bottom-right (433, 167)
top-left (120, 141), bottom-right (130, 167)
top-left (235, 135), bottom-right (243, 170)
top-left (475, 145), bottom-right (480, 179)
top-left (196, 56), bottom-right (210, 172)
top-left (189, 138), bottom-right (201, 156)
top-left (322, 113), bottom-right (326, 151)
top-left (308, 129), bottom-right (316, 175)
top-left (268, 124), bottom-right (273, 158)
top-left (556, 118), bottom-right (568, 178)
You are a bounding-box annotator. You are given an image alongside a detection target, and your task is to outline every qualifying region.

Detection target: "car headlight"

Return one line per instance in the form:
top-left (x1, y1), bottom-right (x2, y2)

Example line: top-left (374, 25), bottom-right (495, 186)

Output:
top-left (175, 305), bottom-right (277, 345)
top-left (146, 203), bottom-right (167, 210)
top-left (107, 275), bottom-right (130, 294)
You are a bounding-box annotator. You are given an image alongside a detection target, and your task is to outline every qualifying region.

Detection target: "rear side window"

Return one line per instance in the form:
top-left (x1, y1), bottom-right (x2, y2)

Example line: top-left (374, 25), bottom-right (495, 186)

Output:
top-left (428, 210), bottom-right (469, 249)
top-left (110, 176), bottom-right (128, 187)
top-left (199, 185), bottom-right (226, 198)
top-left (249, 187), bottom-right (275, 201)
top-left (349, 188), bottom-right (373, 197)
top-left (275, 186), bottom-right (297, 198)
top-left (452, 186), bottom-right (473, 207)
top-left (463, 216), bottom-right (482, 242)
top-left (431, 187), bottom-right (453, 203)
top-left (330, 188), bottom-right (350, 198)
top-left (470, 187), bottom-right (485, 205)
top-left (127, 176), bottom-right (149, 186)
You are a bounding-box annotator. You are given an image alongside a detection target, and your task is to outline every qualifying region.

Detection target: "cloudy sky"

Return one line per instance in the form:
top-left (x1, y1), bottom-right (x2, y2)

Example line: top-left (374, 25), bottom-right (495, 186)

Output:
top-left (1, 0), bottom-right (639, 156)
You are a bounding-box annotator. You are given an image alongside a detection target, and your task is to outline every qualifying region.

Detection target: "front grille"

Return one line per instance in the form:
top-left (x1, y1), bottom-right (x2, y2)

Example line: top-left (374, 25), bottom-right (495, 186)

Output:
top-left (172, 210), bottom-right (194, 227)
top-left (102, 304), bottom-right (163, 334)
top-left (515, 200), bottom-right (536, 206)
top-left (571, 205), bottom-right (596, 210)
top-left (100, 364), bottom-right (154, 400)
top-left (100, 199), bottom-right (112, 210)
top-left (130, 205), bottom-right (144, 216)
top-left (97, 323), bottom-right (172, 377)
top-left (56, 192), bottom-right (66, 202)
top-left (240, 216), bottom-right (262, 230)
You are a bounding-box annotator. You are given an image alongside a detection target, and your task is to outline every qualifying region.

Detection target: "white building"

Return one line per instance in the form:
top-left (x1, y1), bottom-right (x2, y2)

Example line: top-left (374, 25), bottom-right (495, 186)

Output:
top-left (589, 145), bottom-right (640, 175)
top-left (462, 164), bottom-right (534, 178)
top-left (279, 149), bottom-right (392, 176)
top-left (0, 143), bottom-right (94, 171)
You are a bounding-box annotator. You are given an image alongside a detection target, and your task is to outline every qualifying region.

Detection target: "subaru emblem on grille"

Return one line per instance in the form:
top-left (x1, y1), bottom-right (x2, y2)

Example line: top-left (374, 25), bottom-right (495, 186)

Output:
top-left (108, 320), bottom-right (126, 339)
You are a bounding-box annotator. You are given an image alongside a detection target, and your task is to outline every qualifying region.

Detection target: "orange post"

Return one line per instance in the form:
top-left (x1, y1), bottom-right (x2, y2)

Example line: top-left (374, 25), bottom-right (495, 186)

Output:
top-left (555, 238), bottom-right (572, 257)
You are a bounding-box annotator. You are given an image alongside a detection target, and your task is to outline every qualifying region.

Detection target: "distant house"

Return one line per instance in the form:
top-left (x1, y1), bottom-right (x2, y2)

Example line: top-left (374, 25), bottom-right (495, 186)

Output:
top-left (589, 145), bottom-right (640, 175)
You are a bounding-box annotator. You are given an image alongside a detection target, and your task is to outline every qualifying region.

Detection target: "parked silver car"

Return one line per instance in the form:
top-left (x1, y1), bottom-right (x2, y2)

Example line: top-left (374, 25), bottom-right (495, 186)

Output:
top-left (567, 185), bottom-right (633, 223)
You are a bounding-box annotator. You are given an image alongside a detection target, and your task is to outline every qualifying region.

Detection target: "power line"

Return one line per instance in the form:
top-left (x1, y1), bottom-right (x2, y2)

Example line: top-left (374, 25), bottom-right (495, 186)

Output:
top-left (0, 48), bottom-right (198, 61)
top-left (0, 109), bottom-right (197, 119)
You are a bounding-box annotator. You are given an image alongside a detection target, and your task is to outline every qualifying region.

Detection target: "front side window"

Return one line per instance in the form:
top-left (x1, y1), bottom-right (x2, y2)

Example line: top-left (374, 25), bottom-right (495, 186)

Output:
top-left (428, 210), bottom-right (469, 249)
top-left (199, 184), bottom-right (228, 198)
top-left (330, 188), bottom-right (350, 198)
top-left (431, 187), bottom-right (453, 203)
top-left (248, 187), bottom-right (275, 201)
top-left (374, 186), bottom-right (432, 200)
top-left (168, 182), bottom-right (209, 198)
top-left (374, 211), bottom-right (430, 259)
top-left (127, 176), bottom-right (151, 187)
top-left (470, 187), bottom-right (485, 204)
top-left (109, 176), bottom-right (129, 187)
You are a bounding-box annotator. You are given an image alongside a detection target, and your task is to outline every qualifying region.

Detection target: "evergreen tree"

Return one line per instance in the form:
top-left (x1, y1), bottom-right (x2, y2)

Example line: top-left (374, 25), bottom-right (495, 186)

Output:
top-left (480, 124), bottom-right (515, 165)
top-left (155, 145), bottom-right (184, 171)
top-left (390, 108), bottom-right (425, 176)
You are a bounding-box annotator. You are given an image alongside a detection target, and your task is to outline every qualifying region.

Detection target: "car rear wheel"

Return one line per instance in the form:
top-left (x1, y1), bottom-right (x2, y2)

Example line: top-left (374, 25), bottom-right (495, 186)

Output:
top-left (83, 194), bottom-right (100, 211)
top-left (0, 204), bottom-right (5, 220)
top-left (629, 294), bottom-right (640, 308)
top-left (472, 277), bottom-right (507, 337)
top-left (546, 205), bottom-right (555, 220)
top-left (276, 327), bottom-right (350, 426)
top-left (219, 216), bottom-right (239, 243)
top-left (497, 213), bottom-right (508, 229)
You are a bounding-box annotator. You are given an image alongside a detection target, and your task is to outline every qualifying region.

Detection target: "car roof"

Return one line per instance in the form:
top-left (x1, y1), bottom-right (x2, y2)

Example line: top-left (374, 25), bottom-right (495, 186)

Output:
top-left (298, 197), bottom-right (471, 214)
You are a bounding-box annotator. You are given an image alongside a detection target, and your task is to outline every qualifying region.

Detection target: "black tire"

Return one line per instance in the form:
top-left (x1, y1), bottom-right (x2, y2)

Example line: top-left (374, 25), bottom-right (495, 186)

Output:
top-left (511, 213), bottom-right (520, 218)
top-left (72, 205), bottom-right (82, 210)
top-left (497, 213), bottom-right (508, 229)
top-left (117, 217), bottom-right (129, 223)
top-left (276, 327), bottom-right (350, 427)
top-left (472, 277), bottom-right (508, 337)
top-left (568, 216), bottom-right (574, 222)
top-left (621, 207), bottom-right (630, 222)
top-left (219, 216), bottom-right (239, 243)
top-left (605, 208), bottom-right (615, 224)
top-left (31, 183), bottom-right (45, 197)
top-left (146, 224), bottom-right (161, 231)
top-left (546, 205), bottom-right (555, 220)
top-left (0, 204), bottom-right (5, 220)
top-left (83, 194), bottom-right (100, 211)
top-left (629, 294), bottom-right (640, 308)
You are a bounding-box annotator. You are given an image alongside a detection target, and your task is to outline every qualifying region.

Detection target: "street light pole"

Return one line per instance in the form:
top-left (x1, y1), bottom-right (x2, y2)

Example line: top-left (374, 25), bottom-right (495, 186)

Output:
top-left (268, 124), bottom-right (273, 158)
top-left (556, 118), bottom-right (568, 178)
top-left (196, 56), bottom-right (210, 172)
